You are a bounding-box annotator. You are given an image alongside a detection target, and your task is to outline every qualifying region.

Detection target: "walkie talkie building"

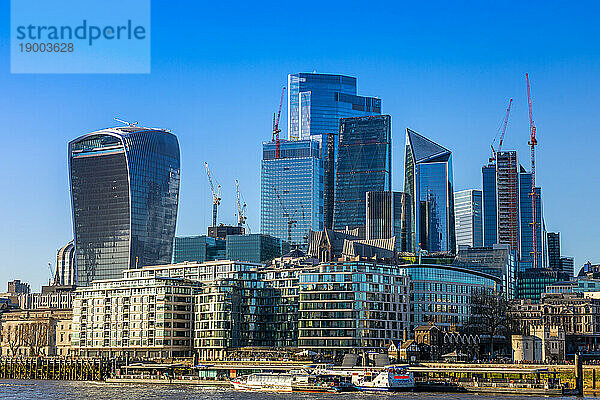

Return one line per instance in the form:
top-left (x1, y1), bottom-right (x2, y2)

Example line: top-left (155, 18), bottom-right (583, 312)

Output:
top-left (69, 125), bottom-right (180, 286)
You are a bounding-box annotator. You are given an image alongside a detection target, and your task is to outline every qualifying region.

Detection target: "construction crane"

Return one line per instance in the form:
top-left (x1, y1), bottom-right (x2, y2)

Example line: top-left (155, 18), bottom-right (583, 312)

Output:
top-left (273, 186), bottom-right (297, 244)
top-left (272, 86), bottom-right (285, 158)
top-left (490, 98), bottom-right (513, 162)
top-left (47, 262), bottom-right (54, 285)
top-left (526, 73), bottom-right (539, 269)
top-left (204, 162), bottom-right (221, 227)
top-left (235, 179), bottom-right (247, 228)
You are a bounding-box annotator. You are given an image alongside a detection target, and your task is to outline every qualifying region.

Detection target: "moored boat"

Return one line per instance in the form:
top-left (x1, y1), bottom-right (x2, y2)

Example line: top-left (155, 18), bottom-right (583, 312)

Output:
top-left (231, 372), bottom-right (356, 392)
top-left (352, 366), bottom-right (415, 391)
top-left (231, 373), bottom-right (293, 392)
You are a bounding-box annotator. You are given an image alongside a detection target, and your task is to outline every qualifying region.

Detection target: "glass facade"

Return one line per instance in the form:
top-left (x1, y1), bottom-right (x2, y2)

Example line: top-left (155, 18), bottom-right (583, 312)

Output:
top-left (404, 129), bottom-right (455, 254)
top-left (333, 115), bottom-right (391, 230)
top-left (172, 236), bottom-right (225, 263)
top-left (452, 244), bottom-right (517, 299)
top-left (406, 264), bottom-right (499, 330)
top-left (482, 164), bottom-right (498, 246)
top-left (547, 232), bottom-right (561, 270)
top-left (519, 171), bottom-right (544, 269)
top-left (225, 234), bottom-right (288, 264)
top-left (69, 127), bottom-right (180, 286)
top-left (365, 191), bottom-right (411, 252)
top-left (517, 268), bottom-right (567, 302)
top-left (454, 189), bottom-right (483, 250)
top-left (261, 140), bottom-right (323, 246)
top-left (287, 73), bottom-right (381, 229)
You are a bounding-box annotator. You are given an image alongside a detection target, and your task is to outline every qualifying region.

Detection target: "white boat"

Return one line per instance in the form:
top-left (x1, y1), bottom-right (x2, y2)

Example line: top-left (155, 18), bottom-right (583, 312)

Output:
top-left (231, 373), bottom-right (293, 392)
top-left (352, 366), bottom-right (415, 391)
top-left (231, 372), bottom-right (356, 392)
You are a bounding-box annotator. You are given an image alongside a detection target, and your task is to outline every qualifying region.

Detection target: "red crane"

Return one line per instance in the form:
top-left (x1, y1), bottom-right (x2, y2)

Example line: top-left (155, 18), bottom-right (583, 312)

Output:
top-left (273, 86), bottom-right (286, 159)
top-left (490, 98), bottom-right (513, 163)
top-left (526, 73), bottom-right (539, 269)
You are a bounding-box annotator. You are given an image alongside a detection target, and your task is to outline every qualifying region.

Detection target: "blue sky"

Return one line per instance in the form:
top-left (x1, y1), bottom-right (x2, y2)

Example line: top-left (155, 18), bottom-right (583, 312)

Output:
top-left (0, 1), bottom-right (598, 289)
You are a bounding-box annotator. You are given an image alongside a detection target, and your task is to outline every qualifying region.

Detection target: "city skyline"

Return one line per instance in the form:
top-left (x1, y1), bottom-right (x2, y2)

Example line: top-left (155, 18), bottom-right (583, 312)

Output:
top-left (1, 2), bottom-right (599, 289)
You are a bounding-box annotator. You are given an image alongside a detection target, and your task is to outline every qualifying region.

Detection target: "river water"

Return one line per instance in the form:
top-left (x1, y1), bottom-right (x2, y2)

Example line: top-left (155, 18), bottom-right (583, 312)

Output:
top-left (0, 380), bottom-right (594, 400)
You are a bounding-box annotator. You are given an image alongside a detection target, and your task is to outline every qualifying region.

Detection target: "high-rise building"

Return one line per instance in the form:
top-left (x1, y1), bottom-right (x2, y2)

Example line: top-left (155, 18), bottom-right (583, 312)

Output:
top-left (454, 189), bottom-right (483, 250)
top-left (287, 73), bottom-right (381, 228)
top-left (495, 151), bottom-right (520, 255)
top-left (482, 164), bottom-right (498, 247)
top-left (404, 128), bottom-right (455, 254)
top-left (333, 115), bottom-right (391, 230)
top-left (172, 236), bottom-right (225, 263)
top-left (365, 191), bottom-right (411, 253)
top-left (559, 256), bottom-right (575, 278)
top-left (452, 244), bottom-right (517, 299)
top-left (547, 232), bottom-right (561, 270)
top-left (519, 168), bottom-right (544, 269)
top-left (69, 126), bottom-right (180, 286)
top-left (261, 139), bottom-right (323, 246)
top-left (54, 240), bottom-right (76, 286)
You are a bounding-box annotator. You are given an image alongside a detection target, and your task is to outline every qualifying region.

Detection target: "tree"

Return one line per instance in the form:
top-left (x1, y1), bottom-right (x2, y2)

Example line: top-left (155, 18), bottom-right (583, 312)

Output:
top-left (4, 324), bottom-right (25, 356)
top-left (467, 290), bottom-right (513, 361)
top-left (22, 322), bottom-right (49, 357)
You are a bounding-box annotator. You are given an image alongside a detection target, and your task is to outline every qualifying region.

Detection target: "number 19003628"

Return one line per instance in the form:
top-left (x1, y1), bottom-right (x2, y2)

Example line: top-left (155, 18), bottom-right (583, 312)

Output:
top-left (19, 42), bottom-right (74, 52)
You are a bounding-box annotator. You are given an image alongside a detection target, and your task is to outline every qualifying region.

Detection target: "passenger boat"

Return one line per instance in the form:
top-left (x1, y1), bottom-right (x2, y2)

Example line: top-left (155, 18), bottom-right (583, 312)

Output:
top-left (351, 366), bottom-right (415, 391)
top-left (231, 372), bottom-right (356, 392)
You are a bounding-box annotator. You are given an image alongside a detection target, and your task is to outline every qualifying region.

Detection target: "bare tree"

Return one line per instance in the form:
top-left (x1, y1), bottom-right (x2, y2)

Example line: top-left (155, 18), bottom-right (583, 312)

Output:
top-left (467, 290), bottom-right (513, 361)
top-left (22, 322), bottom-right (49, 357)
top-left (4, 325), bottom-right (25, 356)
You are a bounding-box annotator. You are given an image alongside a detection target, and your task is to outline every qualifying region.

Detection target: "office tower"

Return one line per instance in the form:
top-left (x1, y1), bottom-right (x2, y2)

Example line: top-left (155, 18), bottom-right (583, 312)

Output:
top-left (261, 139), bottom-right (323, 246)
top-left (54, 240), bottom-right (76, 286)
top-left (482, 164), bottom-right (497, 246)
top-left (287, 73), bottom-right (381, 228)
top-left (495, 151), bottom-right (520, 255)
top-left (559, 256), bottom-right (575, 278)
top-left (452, 244), bottom-right (517, 299)
top-left (69, 126), bottom-right (180, 286)
top-left (404, 128), bottom-right (455, 254)
top-left (172, 236), bottom-right (225, 263)
top-left (333, 115), bottom-right (391, 230)
top-left (519, 168), bottom-right (544, 269)
top-left (454, 189), bottom-right (483, 250)
top-left (366, 191), bottom-right (411, 252)
top-left (547, 232), bottom-right (561, 270)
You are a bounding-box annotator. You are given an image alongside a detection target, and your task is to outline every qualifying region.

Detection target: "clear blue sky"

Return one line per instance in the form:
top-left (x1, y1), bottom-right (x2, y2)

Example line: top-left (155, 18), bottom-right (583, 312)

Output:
top-left (1, 1), bottom-right (598, 290)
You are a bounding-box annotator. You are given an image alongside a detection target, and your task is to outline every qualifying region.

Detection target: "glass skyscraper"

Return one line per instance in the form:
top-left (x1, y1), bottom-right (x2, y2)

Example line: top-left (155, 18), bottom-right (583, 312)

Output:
top-left (404, 128), bottom-right (455, 254)
top-left (261, 139), bottom-right (323, 246)
top-left (333, 115), bottom-right (391, 230)
top-left (454, 189), bottom-right (483, 250)
top-left (287, 73), bottom-right (381, 228)
top-left (482, 164), bottom-right (497, 247)
top-left (69, 126), bottom-right (180, 286)
top-left (365, 191), bottom-right (411, 253)
top-left (519, 168), bottom-right (544, 269)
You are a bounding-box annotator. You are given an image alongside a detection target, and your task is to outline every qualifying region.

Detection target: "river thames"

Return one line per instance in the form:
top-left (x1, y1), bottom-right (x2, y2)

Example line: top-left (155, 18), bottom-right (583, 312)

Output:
top-left (0, 380), bottom-right (595, 400)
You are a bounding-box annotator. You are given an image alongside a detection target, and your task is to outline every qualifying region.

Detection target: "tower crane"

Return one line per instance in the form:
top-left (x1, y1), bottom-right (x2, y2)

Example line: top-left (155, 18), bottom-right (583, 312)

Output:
top-left (490, 98), bottom-right (513, 164)
top-left (273, 186), bottom-right (297, 244)
top-left (273, 86), bottom-right (285, 158)
top-left (204, 162), bottom-right (221, 227)
top-left (235, 179), bottom-right (247, 228)
top-left (526, 73), bottom-right (539, 269)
